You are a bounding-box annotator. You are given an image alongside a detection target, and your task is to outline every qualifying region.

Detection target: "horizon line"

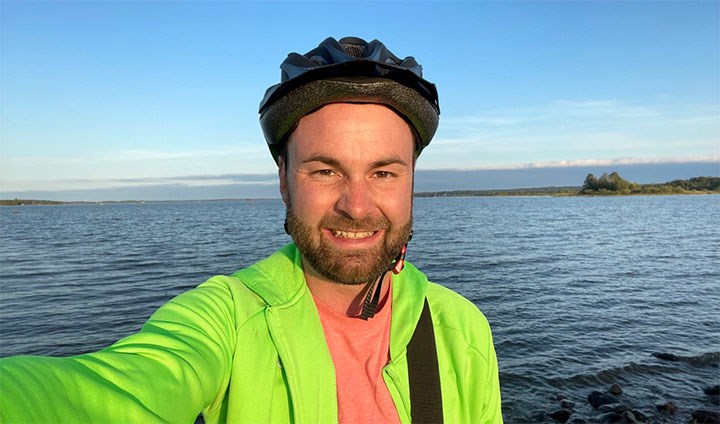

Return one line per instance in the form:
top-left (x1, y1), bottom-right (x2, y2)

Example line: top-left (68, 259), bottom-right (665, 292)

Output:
top-left (2, 156), bottom-right (718, 190)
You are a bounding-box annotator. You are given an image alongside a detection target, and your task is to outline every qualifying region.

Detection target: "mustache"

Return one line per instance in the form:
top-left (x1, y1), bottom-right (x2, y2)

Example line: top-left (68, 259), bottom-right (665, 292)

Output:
top-left (319, 215), bottom-right (391, 232)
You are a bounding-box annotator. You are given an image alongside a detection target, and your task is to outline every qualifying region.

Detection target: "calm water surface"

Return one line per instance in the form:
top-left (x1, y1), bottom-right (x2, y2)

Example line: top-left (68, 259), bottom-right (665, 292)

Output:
top-left (1, 196), bottom-right (718, 422)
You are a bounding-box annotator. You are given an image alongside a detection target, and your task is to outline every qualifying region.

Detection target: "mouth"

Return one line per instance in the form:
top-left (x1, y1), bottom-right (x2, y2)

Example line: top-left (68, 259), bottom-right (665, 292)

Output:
top-left (330, 229), bottom-right (377, 240)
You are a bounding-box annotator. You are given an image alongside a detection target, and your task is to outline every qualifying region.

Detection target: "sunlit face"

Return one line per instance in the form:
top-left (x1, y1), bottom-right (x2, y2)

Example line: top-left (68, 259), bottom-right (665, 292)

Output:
top-left (280, 103), bottom-right (414, 285)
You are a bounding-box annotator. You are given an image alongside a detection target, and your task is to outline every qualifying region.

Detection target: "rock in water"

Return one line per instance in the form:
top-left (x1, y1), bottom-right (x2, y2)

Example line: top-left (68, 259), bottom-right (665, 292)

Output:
top-left (655, 401), bottom-right (677, 414)
top-left (692, 410), bottom-right (720, 424)
top-left (549, 408), bottom-right (572, 423)
top-left (597, 412), bottom-right (624, 423)
top-left (704, 385), bottom-right (720, 396)
top-left (608, 384), bottom-right (623, 396)
top-left (652, 352), bottom-right (680, 361)
top-left (621, 410), bottom-right (639, 423)
top-left (598, 404), bottom-right (616, 413)
top-left (598, 404), bottom-right (629, 414)
top-left (560, 399), bottom-right (576, 410)
top-left (704, 385), bottom-right (720, 405)
top-left (588, 391), bottom-right (620, 409)
top-left (631, 409), bottom-right (648, 421)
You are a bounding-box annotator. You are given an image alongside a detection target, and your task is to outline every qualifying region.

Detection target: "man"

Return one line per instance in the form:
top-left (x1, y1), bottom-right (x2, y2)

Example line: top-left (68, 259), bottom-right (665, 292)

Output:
top-left (1, 37), bottom-right (502, 423)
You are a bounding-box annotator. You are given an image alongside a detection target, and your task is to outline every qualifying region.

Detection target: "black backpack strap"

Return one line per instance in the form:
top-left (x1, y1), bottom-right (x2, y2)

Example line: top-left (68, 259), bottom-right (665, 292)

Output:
top-left (407, 298), bottom-right (443, 423)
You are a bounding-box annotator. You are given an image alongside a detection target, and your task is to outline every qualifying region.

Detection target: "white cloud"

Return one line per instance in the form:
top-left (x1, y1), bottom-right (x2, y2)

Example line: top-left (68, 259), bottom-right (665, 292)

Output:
top-left (2, 99), bottom-right (718, 192)
top-left (416, 154), bottom-right (719, 171)
top-left (0, 145), bottom-right (278, 191)
top-left (441, 99), bottom-right (664, 130)
top-left (425, 99), bottom-right (719, 169)
top-left (1, 174), bottom-right (279, 192)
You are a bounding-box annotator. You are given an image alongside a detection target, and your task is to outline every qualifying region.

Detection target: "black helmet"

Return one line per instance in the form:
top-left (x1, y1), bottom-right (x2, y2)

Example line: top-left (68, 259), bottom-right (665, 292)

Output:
top-left (259, 36), bottom-right (440, 163)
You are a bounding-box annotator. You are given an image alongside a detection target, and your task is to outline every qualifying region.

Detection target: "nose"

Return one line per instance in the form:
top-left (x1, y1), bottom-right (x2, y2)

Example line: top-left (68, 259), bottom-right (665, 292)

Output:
top-left (335, 177), bottom-right (375, 220)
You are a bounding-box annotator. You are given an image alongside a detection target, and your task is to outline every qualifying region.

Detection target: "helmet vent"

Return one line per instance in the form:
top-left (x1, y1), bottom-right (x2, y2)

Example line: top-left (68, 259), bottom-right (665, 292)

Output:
top-left (343, 43), bottom-right (364, 58)
top-left (339, 36), bottom-right (367, 58)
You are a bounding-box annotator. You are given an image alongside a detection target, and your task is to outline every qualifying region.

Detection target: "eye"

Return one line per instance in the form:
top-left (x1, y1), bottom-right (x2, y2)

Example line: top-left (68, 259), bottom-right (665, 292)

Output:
top-left (374, 170), bottom-right (395, 179)
top-left (313, 169), bottom-right (338, 178)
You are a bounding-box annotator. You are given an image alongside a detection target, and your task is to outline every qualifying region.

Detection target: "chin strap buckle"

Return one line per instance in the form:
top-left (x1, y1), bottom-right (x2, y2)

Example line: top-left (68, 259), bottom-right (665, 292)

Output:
top-left (392, 244), bottom-right (408, 274)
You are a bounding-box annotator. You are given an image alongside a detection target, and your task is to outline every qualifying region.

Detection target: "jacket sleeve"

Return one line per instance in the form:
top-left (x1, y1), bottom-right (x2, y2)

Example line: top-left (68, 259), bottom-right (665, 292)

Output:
top-left (478, 322), bottom-right (503, 423)
top-left (0, 276), bottom-right (238, 423)
top-left (426, 282), bottom-right (504, 424)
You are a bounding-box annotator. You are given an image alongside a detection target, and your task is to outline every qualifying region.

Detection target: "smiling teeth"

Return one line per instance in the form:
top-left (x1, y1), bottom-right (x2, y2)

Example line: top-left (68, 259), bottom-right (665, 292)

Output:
top-left (332, 230), bottom-right (374, 239)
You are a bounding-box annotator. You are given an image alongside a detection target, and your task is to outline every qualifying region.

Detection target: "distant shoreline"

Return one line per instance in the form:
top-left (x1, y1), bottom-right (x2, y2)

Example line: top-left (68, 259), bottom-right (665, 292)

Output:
top-left (0, 198), bottom-right (268, 206)
top-left (417, 188), bottom-right (719, 198)
top-left (417, 186), bottom-right (581, 197)
top-left (2, 188), bottom-right (718, 206)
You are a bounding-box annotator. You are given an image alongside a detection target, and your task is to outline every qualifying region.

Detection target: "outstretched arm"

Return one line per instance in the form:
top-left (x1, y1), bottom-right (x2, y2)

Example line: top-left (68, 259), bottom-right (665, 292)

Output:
top-left (0, 276), bottom-right (238, 423)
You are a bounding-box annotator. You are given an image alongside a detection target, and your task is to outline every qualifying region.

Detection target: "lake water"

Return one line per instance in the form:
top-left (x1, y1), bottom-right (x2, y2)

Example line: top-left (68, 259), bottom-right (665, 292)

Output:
top-left (1, 196), bottom-right (718, 422)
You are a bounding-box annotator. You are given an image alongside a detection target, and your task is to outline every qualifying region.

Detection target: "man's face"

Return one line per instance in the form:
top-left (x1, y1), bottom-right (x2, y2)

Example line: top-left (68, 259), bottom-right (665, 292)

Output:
top-left (280, 103), bottom-right (414, 286)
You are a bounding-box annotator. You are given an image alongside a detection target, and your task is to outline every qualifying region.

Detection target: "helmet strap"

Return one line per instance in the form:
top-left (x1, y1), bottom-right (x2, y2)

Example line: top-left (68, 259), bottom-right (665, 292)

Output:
top-left (360, 232), bottom-right (413, 320)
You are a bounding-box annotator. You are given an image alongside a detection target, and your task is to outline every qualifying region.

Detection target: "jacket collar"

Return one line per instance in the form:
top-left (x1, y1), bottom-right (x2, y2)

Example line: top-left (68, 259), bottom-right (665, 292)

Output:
top-left (233, 243), bottom-right (307, 307)
top-left (234, 242), bottom-right (429, 358)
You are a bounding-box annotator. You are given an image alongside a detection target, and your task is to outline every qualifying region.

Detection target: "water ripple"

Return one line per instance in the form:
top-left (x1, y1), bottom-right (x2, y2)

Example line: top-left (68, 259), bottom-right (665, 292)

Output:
top-left (1, 196), bottom-right (718, 420)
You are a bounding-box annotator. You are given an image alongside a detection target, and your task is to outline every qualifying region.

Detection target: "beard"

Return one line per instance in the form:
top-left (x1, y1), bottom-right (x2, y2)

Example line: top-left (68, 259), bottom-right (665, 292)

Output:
top-left (285, 205), bottom-right (413, 286)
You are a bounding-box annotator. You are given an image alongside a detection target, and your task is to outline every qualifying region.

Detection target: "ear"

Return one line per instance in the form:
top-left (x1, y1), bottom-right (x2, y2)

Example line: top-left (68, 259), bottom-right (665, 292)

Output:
top-left (278, 156), bottom-right (290, 205)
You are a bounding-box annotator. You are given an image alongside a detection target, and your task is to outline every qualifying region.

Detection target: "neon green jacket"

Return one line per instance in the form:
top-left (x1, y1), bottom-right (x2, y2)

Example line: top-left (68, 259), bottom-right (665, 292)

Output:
top-left (1, 243), bottom-right (502, 423)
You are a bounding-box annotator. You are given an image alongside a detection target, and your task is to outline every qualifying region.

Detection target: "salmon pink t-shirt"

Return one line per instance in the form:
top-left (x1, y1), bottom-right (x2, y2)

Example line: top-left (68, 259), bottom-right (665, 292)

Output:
top-left (312, 283), bottom-right (400, 424)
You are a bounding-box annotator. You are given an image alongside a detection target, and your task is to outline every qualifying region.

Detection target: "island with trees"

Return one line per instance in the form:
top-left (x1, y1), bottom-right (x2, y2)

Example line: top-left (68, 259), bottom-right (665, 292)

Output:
top-left (579, 173), bottom-right (719, 195)
top-left (416, 173), bottom-right (719, 197)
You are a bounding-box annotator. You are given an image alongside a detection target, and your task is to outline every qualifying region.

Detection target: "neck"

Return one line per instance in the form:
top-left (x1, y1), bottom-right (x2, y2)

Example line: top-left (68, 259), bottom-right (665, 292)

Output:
top-left (302, 259), bottom-right (390, 317)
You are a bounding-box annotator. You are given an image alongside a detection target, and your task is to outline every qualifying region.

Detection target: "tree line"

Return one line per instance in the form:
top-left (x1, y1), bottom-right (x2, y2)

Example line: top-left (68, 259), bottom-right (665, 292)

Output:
top-left (581, 172), bottom-right (719, 195)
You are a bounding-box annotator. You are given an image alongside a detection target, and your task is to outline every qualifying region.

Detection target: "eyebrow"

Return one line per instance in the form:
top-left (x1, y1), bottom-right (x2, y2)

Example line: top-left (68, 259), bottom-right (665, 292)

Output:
top-left (370, 157), bottom-right (409, 168)
top-left (300, 155), bottom-right (341, 167)
top-left (300, 155), bottom-right (409, 169)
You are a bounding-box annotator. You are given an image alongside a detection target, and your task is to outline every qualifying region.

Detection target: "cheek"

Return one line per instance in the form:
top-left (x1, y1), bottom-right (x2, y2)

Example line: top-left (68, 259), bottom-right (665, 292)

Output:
top-left (289, 181), bottom-right (337, 219)
top-left (379, 182), bottom-right (414, 222)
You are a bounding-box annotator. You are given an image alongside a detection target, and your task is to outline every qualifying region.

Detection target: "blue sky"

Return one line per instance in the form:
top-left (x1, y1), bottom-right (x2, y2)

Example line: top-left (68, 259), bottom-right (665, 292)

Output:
top-left (1, 1), bottom-right (718, 199)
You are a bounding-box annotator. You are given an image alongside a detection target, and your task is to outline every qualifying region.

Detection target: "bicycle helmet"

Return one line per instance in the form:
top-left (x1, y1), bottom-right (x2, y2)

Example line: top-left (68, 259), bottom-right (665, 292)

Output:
top-left (259, 36), bottom-right (440, 163)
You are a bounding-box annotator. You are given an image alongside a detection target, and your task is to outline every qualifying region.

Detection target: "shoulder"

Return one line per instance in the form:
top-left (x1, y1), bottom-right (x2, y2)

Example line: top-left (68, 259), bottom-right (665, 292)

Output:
top-left (426, 282), bottom-right (489, 326)
top-left (148, 274), bottom-right (266, 332)
top-left (397, 263), bottom-right (492, 338)
top-left (425, 282), bottom-right (494, 359)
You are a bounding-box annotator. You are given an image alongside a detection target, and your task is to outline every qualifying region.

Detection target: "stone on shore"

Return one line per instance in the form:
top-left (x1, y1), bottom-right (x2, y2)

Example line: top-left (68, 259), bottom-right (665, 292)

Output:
top-left (631, 409), bottom-right (648, 421)
top-left (549, 408), bottom-right (572, 423)
top-left (597, 412), bottom-right (624, 423)
top-left (588, 391), bottom-right (621, 409)
top-left (609, 384), bottom-right (623, 396)
top-left (655, 401), bottom-right (677, 414)
top-left (597, 410), bottom-right (643, 424)
top-left (598, 404), bottom-right (629, 413)
top-left (692, 409), bottom-right (720, 424)
top-left (560, 399), bottom-right (576, 410)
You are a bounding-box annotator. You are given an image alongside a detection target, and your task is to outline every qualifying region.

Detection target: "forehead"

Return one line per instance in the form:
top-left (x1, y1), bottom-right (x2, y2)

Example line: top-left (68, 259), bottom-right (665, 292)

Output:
top-left (286, 103), bottom-right (415, 162)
